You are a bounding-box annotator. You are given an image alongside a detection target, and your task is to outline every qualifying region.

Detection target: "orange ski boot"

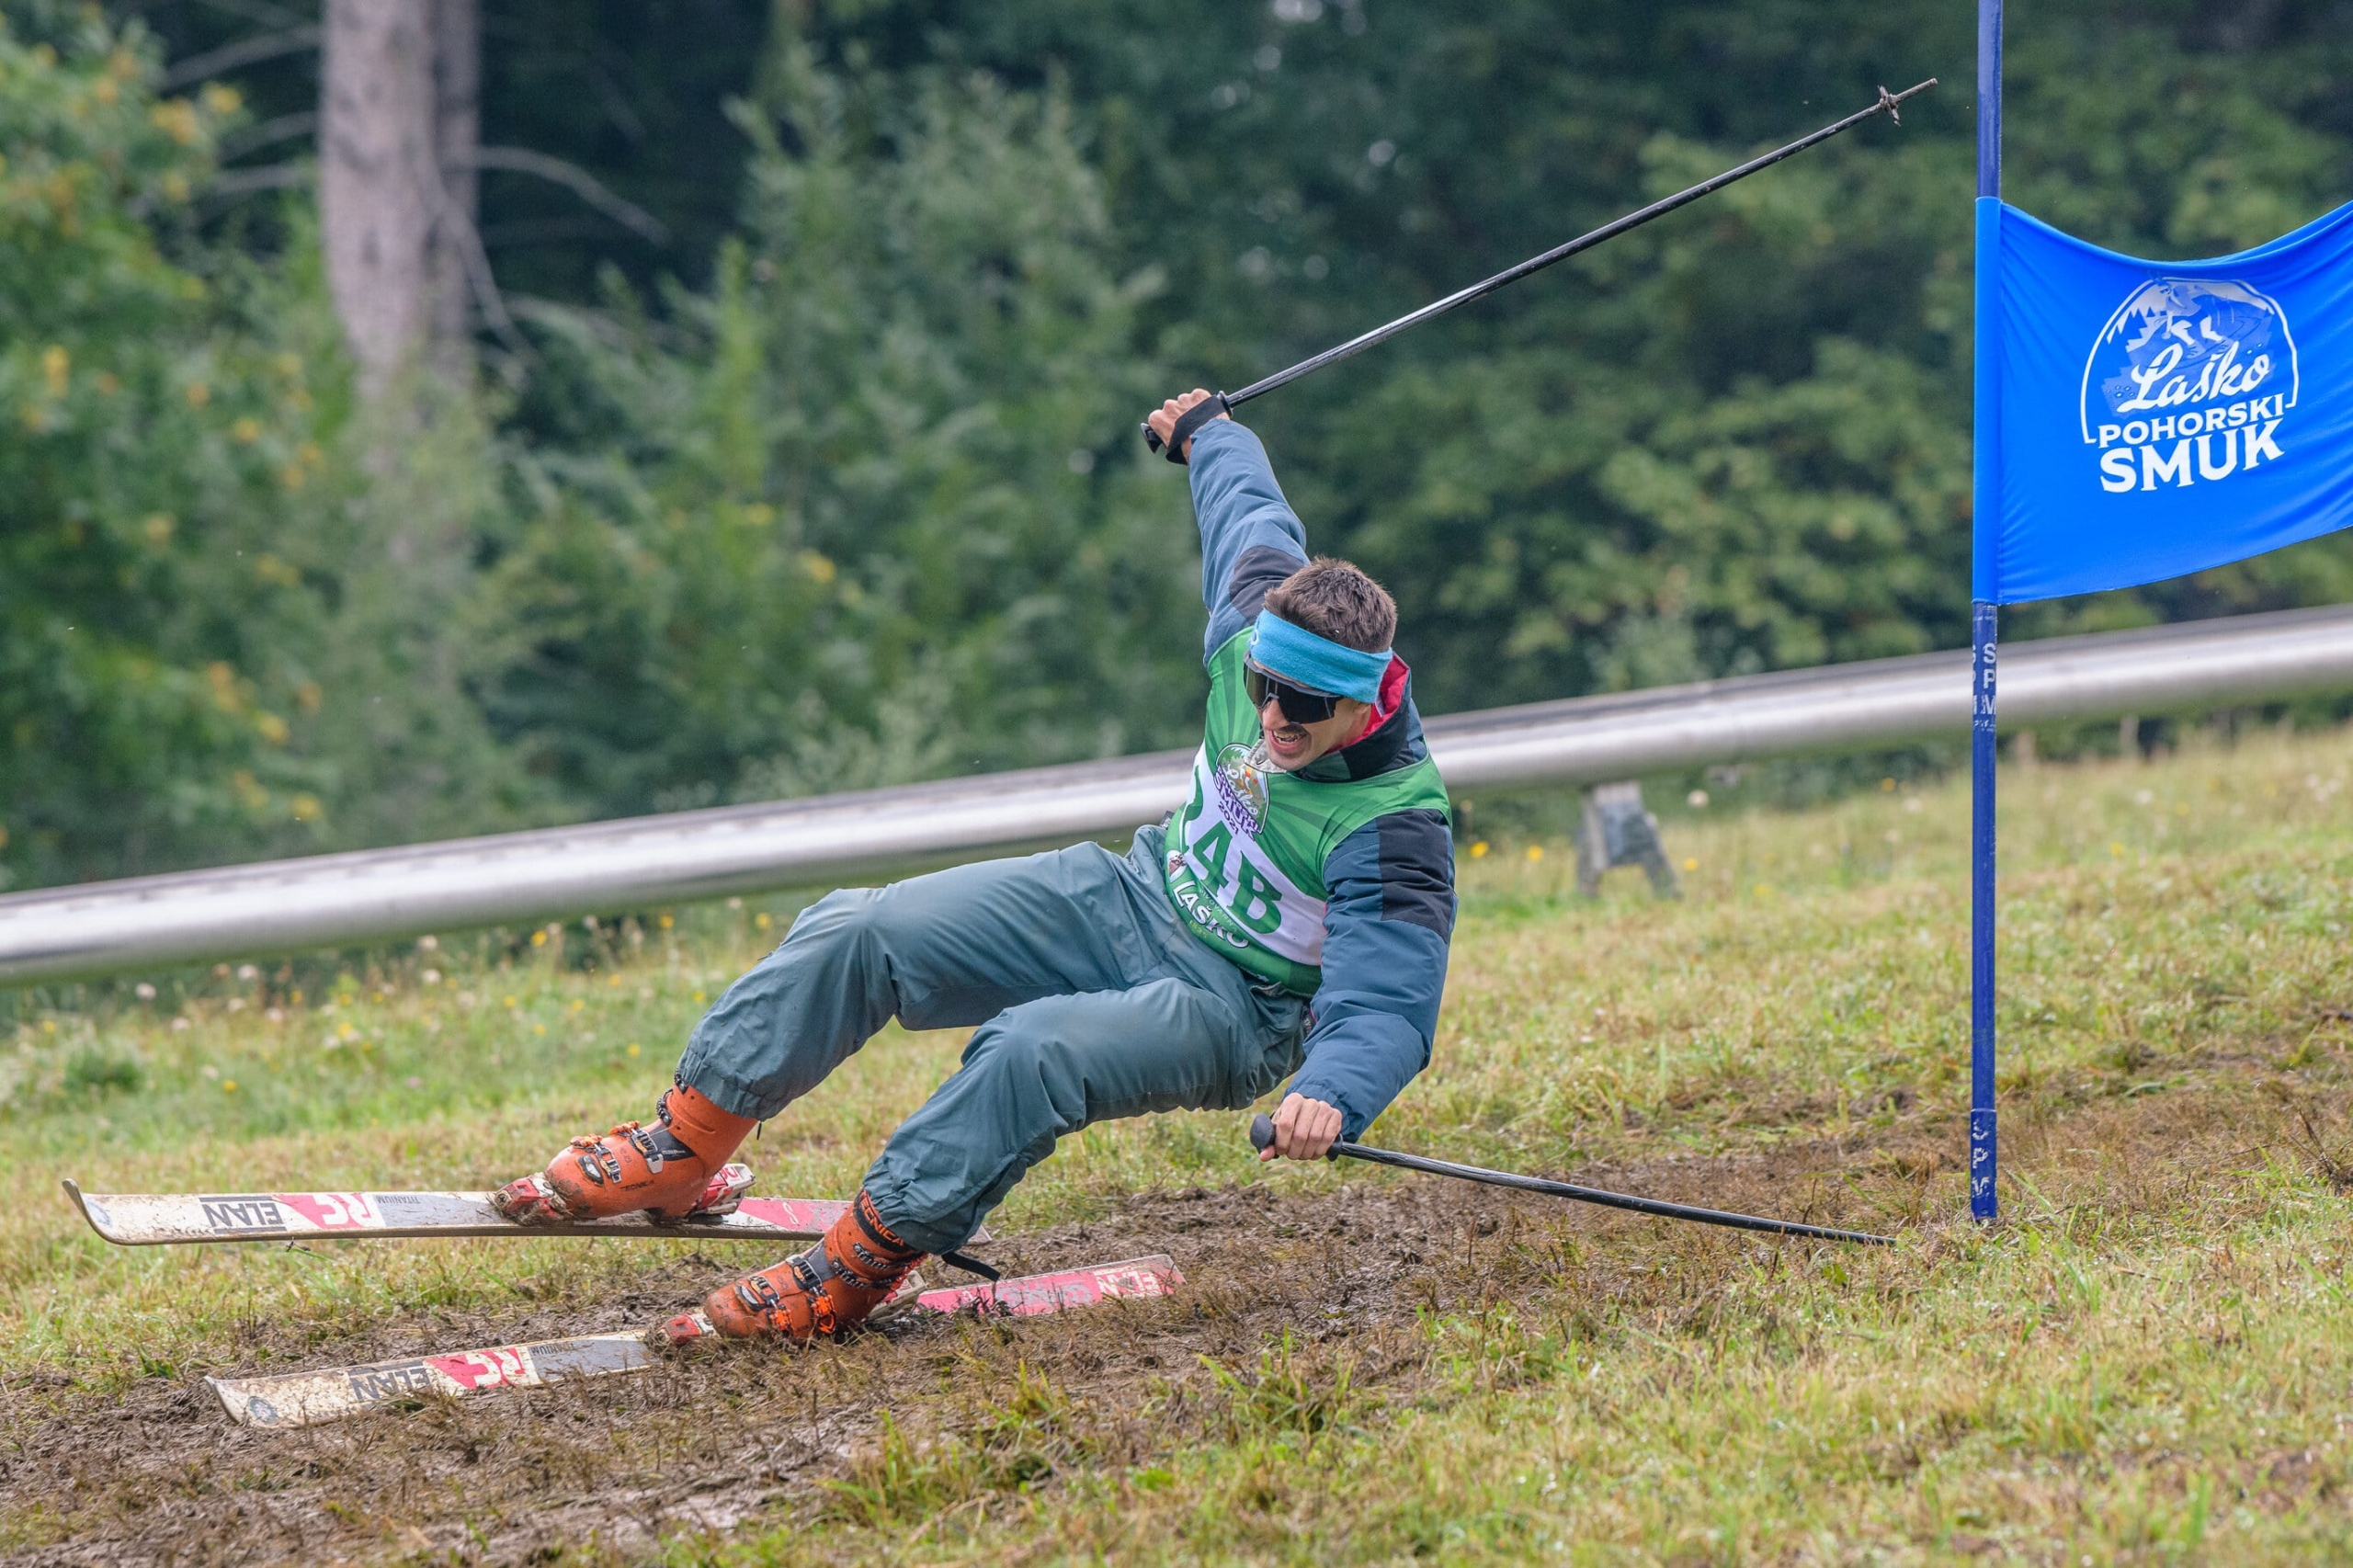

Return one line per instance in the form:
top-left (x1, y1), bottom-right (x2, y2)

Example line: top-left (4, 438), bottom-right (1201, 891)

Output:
top-left (492, 1084), bottom-right (756, 1224)
top-left (687, 1190), bottom-right (926, 1342)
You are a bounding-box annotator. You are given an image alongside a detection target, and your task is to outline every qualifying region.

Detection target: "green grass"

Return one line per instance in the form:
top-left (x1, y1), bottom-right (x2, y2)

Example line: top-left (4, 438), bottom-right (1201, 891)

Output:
top-left (7, 724), bottom-right (2353, 1562)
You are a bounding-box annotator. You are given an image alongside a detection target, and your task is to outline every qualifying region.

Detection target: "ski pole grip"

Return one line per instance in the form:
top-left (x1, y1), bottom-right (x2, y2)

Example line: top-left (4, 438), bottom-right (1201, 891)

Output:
top-left (1249, 1113), bottom-right (1275, 1153)
top-left (1142, 392), bottom-right (1231, 464)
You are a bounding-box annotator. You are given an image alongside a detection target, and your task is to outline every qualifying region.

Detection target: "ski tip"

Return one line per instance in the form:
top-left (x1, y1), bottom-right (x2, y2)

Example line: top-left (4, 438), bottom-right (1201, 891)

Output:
top-left (205, 1374), bottom-right (251, 1426)
top-left (207, 1373), bottom-right (300, 1429)
top-left (60, 1179), bottom-right (121, 1244)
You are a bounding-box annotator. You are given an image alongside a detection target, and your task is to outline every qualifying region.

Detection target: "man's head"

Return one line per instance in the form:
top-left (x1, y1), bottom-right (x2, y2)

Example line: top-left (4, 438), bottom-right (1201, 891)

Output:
top-left (1247, 557), bottom-right (1398, 771)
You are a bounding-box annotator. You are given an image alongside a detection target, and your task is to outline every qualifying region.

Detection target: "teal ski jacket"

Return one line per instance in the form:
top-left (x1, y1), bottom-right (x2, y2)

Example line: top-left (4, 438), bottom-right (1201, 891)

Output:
top-left (1179, 419), bottom-right (1455, 1139)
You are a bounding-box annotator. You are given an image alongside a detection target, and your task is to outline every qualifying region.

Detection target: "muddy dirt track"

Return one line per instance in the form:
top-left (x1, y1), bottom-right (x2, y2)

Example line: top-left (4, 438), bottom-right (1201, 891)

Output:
top-left (0, 1116), bottom-right (2013, 1566)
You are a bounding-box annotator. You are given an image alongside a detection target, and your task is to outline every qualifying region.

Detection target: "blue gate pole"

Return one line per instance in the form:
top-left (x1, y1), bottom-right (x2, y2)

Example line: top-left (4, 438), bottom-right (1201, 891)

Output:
top-left (1969, 0), bottom-right (2003, 1222)
top-left (1969, 609), bottom-right (1997, 1219)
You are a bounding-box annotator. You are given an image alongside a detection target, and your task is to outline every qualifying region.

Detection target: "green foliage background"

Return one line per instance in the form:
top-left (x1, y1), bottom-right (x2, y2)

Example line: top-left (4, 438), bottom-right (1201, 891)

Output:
top-left (1, 0), bottom-right (2348, 889)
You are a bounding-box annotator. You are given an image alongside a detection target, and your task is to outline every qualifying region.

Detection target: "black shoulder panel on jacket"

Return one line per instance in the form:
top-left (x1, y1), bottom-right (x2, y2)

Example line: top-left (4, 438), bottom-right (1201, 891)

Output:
top-left (1374, 809), bottom-right (1456, 937)
top-left (1225, 542), bottom-right (1301, 621)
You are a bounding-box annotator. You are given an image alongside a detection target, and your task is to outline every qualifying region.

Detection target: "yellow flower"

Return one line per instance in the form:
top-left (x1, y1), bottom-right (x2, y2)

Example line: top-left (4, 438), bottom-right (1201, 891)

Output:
top-left (755, 911), bottom-right (774, 930)
top-left (530, 929), bottom-right (547, 947)
top-left (221, 1079), bottom-right (237, 1092)
top-left (255, 711), bottom-right (289, 744)
top-left (40, 345), bottom-right (67, 396)
top-left (199, 83), bottom-right (242, 116)
top-left (150, 98), bottom-right (199, 146)
top-left (801, 551), bottom-right (837, 584)
top-left (1525, 845), bottom-right (1543, 862)
top-left (658, 913), bottom-right (675, 930)
top-left (503, 995), bottom-right (517, 1008)
top-left (232, 416), bottom-right (260, 444)
top-left (142, 513), bottom-right (175, 545)
top-left (290, 793), bottom-right (323, 823)
top-left (626, 1043), bottom-right (641, 1057)
top-left (1681, 857), bottom-right (1699, 872)
top-left (1469, 841), bottom-right (1489, 858)
top-left (533, 1023), bottom-right (547, 1037)
top-left (570, 998), bottom-right (585, 1013)
top-left (183, 380), bottom-right (210, 408)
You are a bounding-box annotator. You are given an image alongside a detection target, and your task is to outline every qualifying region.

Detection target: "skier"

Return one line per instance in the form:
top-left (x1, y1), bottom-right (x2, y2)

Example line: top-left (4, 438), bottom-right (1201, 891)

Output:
top-left (494, 390), bottom-right (1457, 1342)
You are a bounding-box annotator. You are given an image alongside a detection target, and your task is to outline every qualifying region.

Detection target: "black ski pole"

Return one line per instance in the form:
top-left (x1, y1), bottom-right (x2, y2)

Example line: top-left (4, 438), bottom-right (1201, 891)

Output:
top-left (1145, 79), bottom-right (1938, 461)
top-left (1249, 1114), bottom-right (1894, 1247)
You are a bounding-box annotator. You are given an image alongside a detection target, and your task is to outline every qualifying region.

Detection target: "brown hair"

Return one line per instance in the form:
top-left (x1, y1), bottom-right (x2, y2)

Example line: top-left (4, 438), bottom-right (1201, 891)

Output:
top-left (1263, 556), bottom-right (1397, 653)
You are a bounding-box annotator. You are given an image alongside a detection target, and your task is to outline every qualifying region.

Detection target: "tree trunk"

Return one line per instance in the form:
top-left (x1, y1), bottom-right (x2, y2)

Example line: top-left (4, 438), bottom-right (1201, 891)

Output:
top-left (319, 0), bottom-right (479, 392)
top-left (426, 0), bottom-right (480, 380)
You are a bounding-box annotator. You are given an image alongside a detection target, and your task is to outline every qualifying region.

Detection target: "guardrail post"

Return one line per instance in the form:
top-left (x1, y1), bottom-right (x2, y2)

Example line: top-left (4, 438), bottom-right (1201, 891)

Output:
top-left (1574, 782), bottom-right (1679, 899)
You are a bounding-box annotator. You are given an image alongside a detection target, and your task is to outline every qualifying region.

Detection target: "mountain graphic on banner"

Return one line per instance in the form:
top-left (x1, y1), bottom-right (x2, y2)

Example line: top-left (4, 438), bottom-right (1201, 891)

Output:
top-left (2087, 278), bottom-right (2294, 436)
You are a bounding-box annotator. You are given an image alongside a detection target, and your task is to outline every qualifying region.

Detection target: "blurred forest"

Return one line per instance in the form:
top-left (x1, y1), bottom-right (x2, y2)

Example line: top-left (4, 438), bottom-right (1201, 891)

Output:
top-left (2, 0), bottom-right (2348, 891)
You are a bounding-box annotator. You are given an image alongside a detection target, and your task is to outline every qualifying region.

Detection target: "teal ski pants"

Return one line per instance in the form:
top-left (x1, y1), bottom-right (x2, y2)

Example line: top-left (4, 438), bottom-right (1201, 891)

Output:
top-left (676, 824), bottom-right (1309, 1254)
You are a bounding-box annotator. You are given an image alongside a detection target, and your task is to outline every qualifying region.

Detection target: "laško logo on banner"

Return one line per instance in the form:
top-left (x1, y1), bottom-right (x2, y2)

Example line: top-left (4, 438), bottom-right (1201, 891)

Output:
top-left (2082, 278), bottom-right (2299, 494)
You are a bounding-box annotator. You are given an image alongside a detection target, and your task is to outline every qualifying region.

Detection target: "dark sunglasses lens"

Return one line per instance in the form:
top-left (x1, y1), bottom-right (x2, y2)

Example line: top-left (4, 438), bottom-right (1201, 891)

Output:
top-left (1247, 665), bottom-right (1338, 723)
top-left (1287, 687), bottom-right (1338, 722)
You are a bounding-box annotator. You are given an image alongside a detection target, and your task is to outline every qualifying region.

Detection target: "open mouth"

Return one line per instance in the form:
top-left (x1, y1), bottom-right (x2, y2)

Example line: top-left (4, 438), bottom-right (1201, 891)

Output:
top-left (1264, 726), bottom-right (1313, 760)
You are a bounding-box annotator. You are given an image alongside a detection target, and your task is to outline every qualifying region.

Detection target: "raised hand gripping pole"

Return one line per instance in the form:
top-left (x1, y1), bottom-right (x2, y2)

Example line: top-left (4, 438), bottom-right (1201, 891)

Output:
top-left (1249, 1115), bottom-right (1893, 1247)
top-left (1144, 79), bottom-right (1936, 463)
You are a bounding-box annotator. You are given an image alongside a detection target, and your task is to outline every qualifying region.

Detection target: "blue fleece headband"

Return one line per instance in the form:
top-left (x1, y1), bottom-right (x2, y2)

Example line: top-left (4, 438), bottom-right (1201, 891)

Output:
top-left (1247, 610), bottom-right (1391, 704)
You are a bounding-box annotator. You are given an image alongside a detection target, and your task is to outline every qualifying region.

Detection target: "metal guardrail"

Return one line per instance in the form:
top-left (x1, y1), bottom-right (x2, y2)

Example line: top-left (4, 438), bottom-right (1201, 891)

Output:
top-left (6, 604), bottom-right (2352, 984)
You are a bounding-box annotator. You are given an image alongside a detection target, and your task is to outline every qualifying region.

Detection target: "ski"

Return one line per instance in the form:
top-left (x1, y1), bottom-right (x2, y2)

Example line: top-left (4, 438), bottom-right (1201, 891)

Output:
top-left (63, 1172), bottom-right (993, 1247)
top-left (210, 1255), bottom-right (1184, 1429)
top-left (662, 1252), bottom-right (1187, 1344)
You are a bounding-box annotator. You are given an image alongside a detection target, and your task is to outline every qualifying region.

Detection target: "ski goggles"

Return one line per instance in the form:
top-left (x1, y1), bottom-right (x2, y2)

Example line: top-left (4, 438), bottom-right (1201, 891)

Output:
top-left (1244, 660), bottom-right (1345, 725)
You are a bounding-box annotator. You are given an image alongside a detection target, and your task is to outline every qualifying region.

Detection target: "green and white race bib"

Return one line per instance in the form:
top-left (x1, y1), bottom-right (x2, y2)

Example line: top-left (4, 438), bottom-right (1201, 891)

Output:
top-left (1162, 630), bottom-right (1449, 994)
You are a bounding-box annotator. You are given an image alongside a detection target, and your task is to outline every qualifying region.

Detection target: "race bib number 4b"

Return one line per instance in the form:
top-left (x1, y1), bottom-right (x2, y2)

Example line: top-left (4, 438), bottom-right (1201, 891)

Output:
top-left (1169, 745), bottom-right (1324, 967)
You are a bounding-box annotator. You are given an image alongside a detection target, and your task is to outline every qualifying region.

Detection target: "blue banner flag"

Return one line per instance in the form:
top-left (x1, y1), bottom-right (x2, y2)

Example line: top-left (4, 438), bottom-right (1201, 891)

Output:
top-left (1975, 197), bottom-right (2353, 604)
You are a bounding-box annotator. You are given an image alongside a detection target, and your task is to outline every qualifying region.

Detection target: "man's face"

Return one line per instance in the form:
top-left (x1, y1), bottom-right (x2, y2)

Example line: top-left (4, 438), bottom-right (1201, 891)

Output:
top-left (1258, 694), bottom-right (1371, 771)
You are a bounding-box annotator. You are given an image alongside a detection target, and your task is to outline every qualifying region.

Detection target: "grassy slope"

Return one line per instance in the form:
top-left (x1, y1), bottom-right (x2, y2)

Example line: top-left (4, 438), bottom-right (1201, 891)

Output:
top-left (6, 726), bottom-right (2353, 1562)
